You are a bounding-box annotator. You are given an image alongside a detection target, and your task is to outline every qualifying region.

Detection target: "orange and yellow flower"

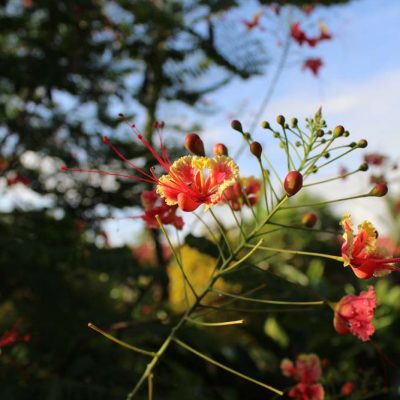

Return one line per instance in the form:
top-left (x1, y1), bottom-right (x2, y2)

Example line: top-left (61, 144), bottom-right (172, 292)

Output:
top-left (341, 214), bottom-right (400, 279)
top-left (157, 155), bottom-right (239, 212)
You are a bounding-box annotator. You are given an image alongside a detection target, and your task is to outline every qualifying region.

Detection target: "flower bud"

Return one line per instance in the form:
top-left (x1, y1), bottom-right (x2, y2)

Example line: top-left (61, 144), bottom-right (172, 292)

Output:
top-left (333, 125), bottom-right (345, 137)
top-left (213, 143), bottom-right (228, 156)
top-left (284, 171), bottom-right (303, 197)
top-left (273, 132), bottom-right (280, 138)
top-left (261, 121), bottom-right (270, 129)
top-left (276, 115), bottom-right (285, 126)
top-left (184, 133), bottom-right (205, 156)
top-left (231, 120), bottom-right (243, 133)
top-left (290, 118), bottom-right (298, 128)
top-left (302, 213), bottom-right (317, 228)
top-left (358, 139), bottom-right (368, 148)
top-left (370, 182), bottom-right (388, 197)
top-left (250, 141), bottom-right (262, 159)
top-left (359, 162), bottom-right (369, 171)
top-left (317, 129), bottom-right (324, 137)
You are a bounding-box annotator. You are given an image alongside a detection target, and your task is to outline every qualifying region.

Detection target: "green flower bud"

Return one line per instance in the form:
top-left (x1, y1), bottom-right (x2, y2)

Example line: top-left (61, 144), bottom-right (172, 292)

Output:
top-left (358, 139), bottom-right (368, 148)
top-left (276, 115), bottom-right (285, 126)
top-left (333, 125), bottom-right (345, 137)
top-left (291, 118), bottom-right (298, 128)
top-left (359, 163), bottom-right (369, 171)
top-left (261, 121), bottom-right (270, 129)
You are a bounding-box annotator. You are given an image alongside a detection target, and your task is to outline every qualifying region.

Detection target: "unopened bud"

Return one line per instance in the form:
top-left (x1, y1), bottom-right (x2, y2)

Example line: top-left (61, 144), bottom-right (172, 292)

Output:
top-left (333, 125), bottom-right (345, 137)
top-left (261, 121), bottom-right (270, 129)
top-left (370, 182), bottom-right (388, 197)
top-left (184, 133), bottom-right (205, 156)
top-left (324, 152), bottom-right (330, 159)
top-left (273, 132), bottom-right (280, 138)
top-left (243, 132), bottom-right (251, 140)
top-left (231, 120), bottom-right (243, 133)
top-left (284, 171), bottom-right (303, 197)
top-left (358, 139), bottom-right (368, 148)
top-left (250, 141), bottom-right (262, 159)
top-left (291, 118), bottom-right (298, 128)
top-left (302, 213), bottom-right (317, 228)
top-left (349, 142), bottom-right (357, 148)
top-left (317, 129), bottom-right (324, 137)
top-left (213, 143), bottom-right (228, 156)
top-left (343, 130), bottom-right (349, 137)
top-left (276, 115), bottom-right (285, 126)
top-left (359, 163), bottom-right (369, 171)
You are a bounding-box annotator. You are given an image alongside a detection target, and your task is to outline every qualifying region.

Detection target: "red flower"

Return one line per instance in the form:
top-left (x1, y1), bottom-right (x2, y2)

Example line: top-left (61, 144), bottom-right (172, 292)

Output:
top-left (281, 354), bottom-right (322, 384)
top-left (291, 23), bottom-right (308, 46)
top-left (61, 123), bottom-right (239, 212)
top-left (303, 58), bottom-right (323, 76)
top-left (139, 190), bottom-right (183, 230)
top-left (288, 383), bottom-right (325, 400)
top-left (341, 382), bottom-right (355, 396)
top-left (341, 214), bottom-right (400, 278)
top-left (334, 286), bottom-right (376, 341)
top-left (156, 155), bottom-right (238, 212)
top-left (0, 323), bottom-right (31, 350)
top-left (6, 174), bottom-right (30, 187)
top-left (364, 153), bottom-right (386, 166)
top-left (222, 176), bottom-right (261, 210)
top-left (242, 10), bottom-right (264, 31)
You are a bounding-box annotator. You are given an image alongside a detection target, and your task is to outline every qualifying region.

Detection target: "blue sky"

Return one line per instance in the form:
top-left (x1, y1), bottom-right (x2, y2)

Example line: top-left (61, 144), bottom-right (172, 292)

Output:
top-left (2, 0), bottom-right (400, 245)
top-left (86, 0), bottom-right (400, 245)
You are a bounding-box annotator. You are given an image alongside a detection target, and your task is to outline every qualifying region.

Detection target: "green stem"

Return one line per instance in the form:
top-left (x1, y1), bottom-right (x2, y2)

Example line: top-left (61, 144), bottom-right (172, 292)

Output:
top-left (244, 244), bottom-right (343, 262)
top-left (279, 193), bottom-right (370, 209)
top-left (221, 239), bottom-right (264, 273)
top-left (209, 208), bottom-right (233, 254)
top-left (303, 168), bottom-right (361, 187)
top-left (126, 196), bottom-right (289, 398)
top-left (185, 316), bottom-right (244, 327)
top-left (88, 323), bottom-right (155, 357)
top-left (212, 289), bottom-right (325, 306)
top-left (156, 216), bottom-right (198, 300)
top-left (173, 338), bottom-right (283, 396)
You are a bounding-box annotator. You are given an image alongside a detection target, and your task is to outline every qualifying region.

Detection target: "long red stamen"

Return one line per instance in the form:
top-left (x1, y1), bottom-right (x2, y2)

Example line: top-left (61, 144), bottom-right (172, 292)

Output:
top-left (102, 136), bottom-right (155, 181)
top-left (60, 166), bottom-right (155, 184)
top-left (367, 257), bottom-right (400, 265)
top-left (131, 126), bottom-right (170, 172)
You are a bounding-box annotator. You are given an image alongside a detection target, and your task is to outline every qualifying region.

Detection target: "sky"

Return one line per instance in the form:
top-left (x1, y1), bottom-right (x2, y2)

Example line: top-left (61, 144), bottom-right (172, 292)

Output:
top-left (2, 0), bottom-right (400, 246)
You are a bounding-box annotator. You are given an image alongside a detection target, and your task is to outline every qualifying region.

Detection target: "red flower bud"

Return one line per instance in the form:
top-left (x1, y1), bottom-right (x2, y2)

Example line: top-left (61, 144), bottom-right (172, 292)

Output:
top-left (231, 120), bottom-right (243, 133)
top-left (302, 213), bottom-right (317, 227)
top-left (184, 133), bottom-right (205, 156)
top-left (250, 141), bottom-right (262, 159)
top-left (284, 171), bottom-right (303, 196)
top-left (370, 182), bottom-right (388, 197)
top-left (213, 143), bottom-right (228, 156)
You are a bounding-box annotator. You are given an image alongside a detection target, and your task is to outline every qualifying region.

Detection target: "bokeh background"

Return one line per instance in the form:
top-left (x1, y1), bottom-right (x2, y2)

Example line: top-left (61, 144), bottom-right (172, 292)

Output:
top-left (1, 0), bottom-right (400, 399)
